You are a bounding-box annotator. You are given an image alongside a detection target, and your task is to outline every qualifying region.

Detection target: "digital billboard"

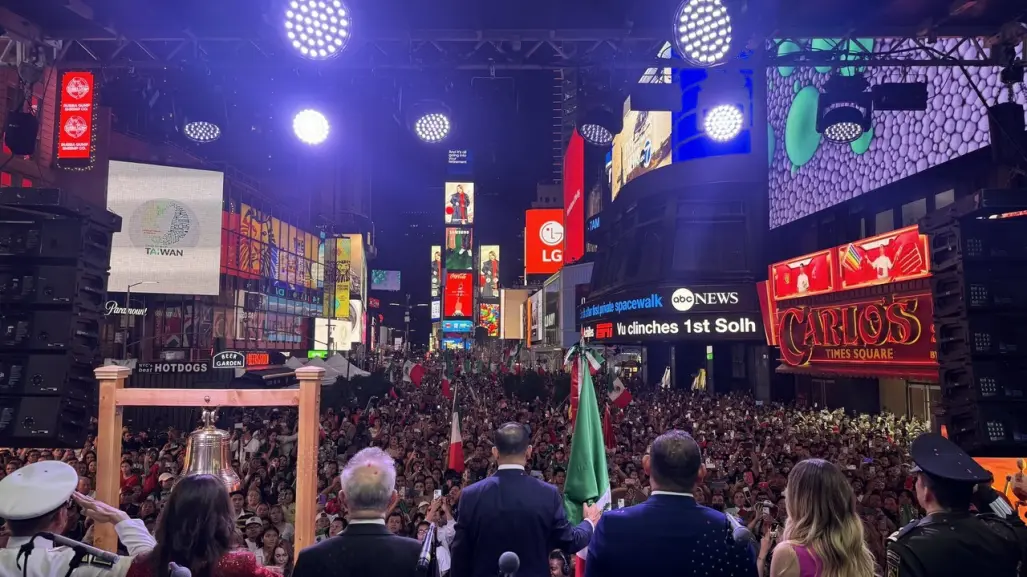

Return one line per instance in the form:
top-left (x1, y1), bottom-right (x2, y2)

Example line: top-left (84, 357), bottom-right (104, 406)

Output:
top-left (447, 150), bottom-right (472, 175)
top-left (445, 228), bottom-right (473, 271)
top-left (563, 130), bottom-right (586, 265)
top-left (442, 319), bottom-right (474, 333)
top-left (479, 303), bottom-right (500, 337)
top-left (349, 236), bottom-right (366, 302)
top-left (430, 245), bottom-right (442, 297)
top-left (444, 182), bottom-right (475, 225)
top-left (107, 161), bottom-right (224, 295)
top-left (370, 269), bottom-right (401, 291)
top-left (444, 272), bottom-right (473, 318)
top-left (224, 204), bottom-right (322, 289)
top-left (610, 96), bottom-right (672, 201)
top-left (56, 71), bottom-right (96, 163)
top-left (478, 245), bottom-right (500, 299)
top-left (530, 290), bottom-right (545, 343)
top-left (331, 238), bottom-right (352, 319)
top-left (431, 300), bottom-right (441, 320)
top-left (768, 37), bottom-right (1027, 228)
top-left (524, 209), bottom-right (564, 276)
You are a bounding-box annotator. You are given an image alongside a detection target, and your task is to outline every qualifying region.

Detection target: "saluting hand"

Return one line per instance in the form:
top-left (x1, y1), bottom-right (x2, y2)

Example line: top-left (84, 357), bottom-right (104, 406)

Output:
top-left (583, 503), bottom-right (602, 526)
top-left (73, 492), bottom-right (130, 525)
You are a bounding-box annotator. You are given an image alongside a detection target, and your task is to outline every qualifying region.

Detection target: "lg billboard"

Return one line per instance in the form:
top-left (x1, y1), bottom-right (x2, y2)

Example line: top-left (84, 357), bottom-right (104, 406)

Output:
top-left (524, 209), bottom-right (564, 276)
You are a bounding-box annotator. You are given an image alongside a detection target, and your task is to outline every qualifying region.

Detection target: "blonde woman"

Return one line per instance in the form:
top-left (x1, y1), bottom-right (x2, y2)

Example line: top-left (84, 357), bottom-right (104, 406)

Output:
top-left (759, 459), bottom-right (876, 577)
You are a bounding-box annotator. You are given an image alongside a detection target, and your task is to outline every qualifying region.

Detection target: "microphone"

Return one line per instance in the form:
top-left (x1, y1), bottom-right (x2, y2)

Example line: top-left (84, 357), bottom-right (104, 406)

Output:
top-left (416, 522), bottom-right (437, 575)
top-left (498, 551), bottom-right (520, 577)
top-left (38, 532), bottom-right (120, 564)
top-left (725, 514), bottom-right (754, 544)
top-left (169, 562), bottom-right (192, 577)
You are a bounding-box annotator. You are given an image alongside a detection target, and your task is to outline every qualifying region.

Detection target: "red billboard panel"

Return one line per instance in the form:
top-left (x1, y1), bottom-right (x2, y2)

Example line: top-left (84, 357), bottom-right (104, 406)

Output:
top-left (444, 272), bottom-right (473, 318)
top-left (768, 225), bottom-right (930, 300)
top-left (770, 249), bottom-right (835, 301)
top-left (836, 226), bottom-right (930, 291)
top-left (563, 130), bottom-right (585, 265)
top-left (775, 292), bottom-right (936, 375)
top-left (525, 209), bottom-right (564, 276)
top-left (56, 71), bottom-right (96, 161)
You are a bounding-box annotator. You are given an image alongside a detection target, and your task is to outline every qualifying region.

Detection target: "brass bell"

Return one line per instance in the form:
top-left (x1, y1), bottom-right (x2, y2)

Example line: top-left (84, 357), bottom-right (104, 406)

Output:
top-left (182, 408), bottom-right (241, 492)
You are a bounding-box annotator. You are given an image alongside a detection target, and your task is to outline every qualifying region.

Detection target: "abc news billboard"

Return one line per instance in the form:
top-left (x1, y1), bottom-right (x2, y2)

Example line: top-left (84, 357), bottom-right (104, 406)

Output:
top-left (579, 285), bottom-right (762, 342)
top-left (525, 209), bottom-right (564, 276)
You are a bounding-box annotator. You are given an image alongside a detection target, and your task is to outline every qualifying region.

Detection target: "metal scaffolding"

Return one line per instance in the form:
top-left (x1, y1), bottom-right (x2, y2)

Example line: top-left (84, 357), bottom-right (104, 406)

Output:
top-left (28, 31), bottom-right (1021, 71)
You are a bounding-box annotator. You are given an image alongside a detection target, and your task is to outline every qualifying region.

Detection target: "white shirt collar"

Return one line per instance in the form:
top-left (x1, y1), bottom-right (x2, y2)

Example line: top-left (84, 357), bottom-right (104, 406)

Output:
top-left (5, 535), bottom-right (53, 550)
top-left (497, 464), bottom-right (524, 471)
top-left (348, 518), bottom-right (386, 525)
top-left (650, 490), bottom-right (695, 498)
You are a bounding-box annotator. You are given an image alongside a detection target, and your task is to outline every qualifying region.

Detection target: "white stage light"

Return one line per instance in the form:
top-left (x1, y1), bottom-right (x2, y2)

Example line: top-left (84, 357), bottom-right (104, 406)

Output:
top-left (823, 120), bottom-right (865, 143)
top-left (413, 112), bottom-right (451, 143)
top-left (704, 104), bottom-right (744, 142)
top-left (283, 0), bottom-right (351, 60)
top-left (293, 109), bottom-right (330, 145)
top-left (674, 0), bottom-right (733, 67)
top-left (183, 121), bottom-right (221, 143)
top-left (579, 123), bottom-right (613, 146)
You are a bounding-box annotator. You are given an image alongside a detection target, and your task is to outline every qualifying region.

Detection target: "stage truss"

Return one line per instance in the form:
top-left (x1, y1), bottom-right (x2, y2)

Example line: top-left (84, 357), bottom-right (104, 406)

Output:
top-left (0, 30), bottom-right (1021, 70)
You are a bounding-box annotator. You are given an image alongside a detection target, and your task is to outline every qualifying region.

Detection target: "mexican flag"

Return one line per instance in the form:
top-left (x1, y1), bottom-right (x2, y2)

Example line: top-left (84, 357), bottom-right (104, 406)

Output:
top-left (402, 361), bottom-right (425, 387)
top-left (447, 410), bottom-right (465, 473)
top-left (441, 362), bottom-right (455, 399)
top-left (563, 364), bottom-right (610, 577)
top-left (568, 348), bottom-right (603, 424)
top-left (609, 377), bottom-right (633, 409)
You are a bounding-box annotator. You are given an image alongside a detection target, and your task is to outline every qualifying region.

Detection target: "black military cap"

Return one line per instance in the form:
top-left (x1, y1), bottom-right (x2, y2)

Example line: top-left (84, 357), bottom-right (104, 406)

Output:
top-left (909, 433), bottom-right (991, 484)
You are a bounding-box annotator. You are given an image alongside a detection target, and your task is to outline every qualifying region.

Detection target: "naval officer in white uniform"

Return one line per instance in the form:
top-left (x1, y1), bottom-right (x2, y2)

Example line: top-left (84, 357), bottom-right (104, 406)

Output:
top-left (0, 460), bottom-right (156, 577)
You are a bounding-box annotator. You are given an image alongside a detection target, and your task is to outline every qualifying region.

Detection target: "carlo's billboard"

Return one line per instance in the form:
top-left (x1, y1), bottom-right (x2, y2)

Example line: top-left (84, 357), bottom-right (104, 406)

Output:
top-left (525, 209), bottom-right (564, 276)
top-left (761, 225), bottom-right (937, 380)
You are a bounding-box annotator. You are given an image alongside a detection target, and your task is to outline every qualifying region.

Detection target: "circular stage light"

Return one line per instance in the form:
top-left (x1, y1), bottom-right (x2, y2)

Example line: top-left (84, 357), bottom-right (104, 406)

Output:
top-left (823, 120), bottom-right (865, 144)
top-left (183, 121), bottom-right (221, 143)
top-left (674, 0), bottom-right (733, 67)
top-left (413, 112), bottom-right (451, 143)
top-left (704, 104), bottom-right (744, 142)
top-left (283, 0), bottom-right (351, 60)
top-left (293, 109), bottom-right (330, 145)
top-left (579, 123), bottom-right (614, 146)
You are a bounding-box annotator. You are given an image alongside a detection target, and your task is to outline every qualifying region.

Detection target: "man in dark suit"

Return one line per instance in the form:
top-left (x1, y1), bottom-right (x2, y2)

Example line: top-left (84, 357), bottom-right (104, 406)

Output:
top-left (584, 430), bottom-right (758, 577)
top-left (451, 423), bottom-right (601, 577)
top-left (293, 447), bottom-right (431, 577)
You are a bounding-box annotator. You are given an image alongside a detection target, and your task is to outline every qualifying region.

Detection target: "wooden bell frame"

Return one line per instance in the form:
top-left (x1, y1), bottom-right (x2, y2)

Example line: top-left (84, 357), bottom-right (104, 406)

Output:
top-left (92, 365), bottom-right (323, 555)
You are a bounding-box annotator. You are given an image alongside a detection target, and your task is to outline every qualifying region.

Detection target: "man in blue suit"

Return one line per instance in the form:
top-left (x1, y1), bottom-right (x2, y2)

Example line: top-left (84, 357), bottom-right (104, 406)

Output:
top-left (585, 430), bottom-right (758, 577)
top-left (451, 422), bottom-right (601, 577)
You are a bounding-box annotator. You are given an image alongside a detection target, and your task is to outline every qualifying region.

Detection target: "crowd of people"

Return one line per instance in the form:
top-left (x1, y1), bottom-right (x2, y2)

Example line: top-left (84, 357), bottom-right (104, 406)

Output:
top-left (0, 357), bottom-right (1022, 577)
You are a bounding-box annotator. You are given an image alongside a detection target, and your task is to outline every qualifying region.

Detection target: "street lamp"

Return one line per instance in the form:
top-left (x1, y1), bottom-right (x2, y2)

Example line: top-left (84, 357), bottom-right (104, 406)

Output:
top-left (389, 295), bottom-right (429, 351)
top-left (123, 281), bottom-right (158, 359)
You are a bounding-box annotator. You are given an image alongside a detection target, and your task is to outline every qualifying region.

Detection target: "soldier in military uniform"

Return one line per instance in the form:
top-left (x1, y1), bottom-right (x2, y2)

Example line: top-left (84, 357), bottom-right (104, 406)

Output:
top-left (886, 433), bottom-right (1024, 577)
top-left (0, 460), bottom-right (156, 577)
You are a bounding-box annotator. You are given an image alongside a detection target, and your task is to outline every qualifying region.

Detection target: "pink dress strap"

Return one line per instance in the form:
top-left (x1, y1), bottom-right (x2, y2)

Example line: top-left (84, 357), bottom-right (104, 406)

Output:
top-left (791, 544), bottom-right (823, 577)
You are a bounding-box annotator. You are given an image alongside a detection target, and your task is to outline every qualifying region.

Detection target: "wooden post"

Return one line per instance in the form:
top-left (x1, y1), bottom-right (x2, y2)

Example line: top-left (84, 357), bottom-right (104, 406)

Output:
top-left (94, 364), bottom-right (130, 553)
top-left (293, 366), bottom-right (323, 556)
top-left (90, 365), bottom-right (321, 555)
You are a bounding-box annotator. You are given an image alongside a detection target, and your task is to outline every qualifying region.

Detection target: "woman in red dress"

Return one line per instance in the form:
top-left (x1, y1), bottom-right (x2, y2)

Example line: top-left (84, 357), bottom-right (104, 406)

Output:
top-left (127, 475), bottom-right (280, 577)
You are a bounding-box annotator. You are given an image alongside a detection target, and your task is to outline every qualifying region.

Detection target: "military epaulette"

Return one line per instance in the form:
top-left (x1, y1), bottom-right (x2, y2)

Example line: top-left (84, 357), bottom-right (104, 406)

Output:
top-left (83, 554), bottom-right (116, 569)
top-left (887, 520), bottom-right (919, 543)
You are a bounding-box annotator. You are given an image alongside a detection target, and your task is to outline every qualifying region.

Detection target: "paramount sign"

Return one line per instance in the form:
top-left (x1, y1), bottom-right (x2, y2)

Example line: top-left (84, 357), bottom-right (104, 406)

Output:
top-left (104, 301), bottom-right (148, 316)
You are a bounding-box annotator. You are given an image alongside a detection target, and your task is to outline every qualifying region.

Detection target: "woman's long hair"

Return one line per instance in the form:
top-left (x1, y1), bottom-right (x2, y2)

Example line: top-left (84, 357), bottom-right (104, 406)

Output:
top-left (152, 475), bottom-right (237, 577)
top-left (780, 459), bottom-right (876, 577)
